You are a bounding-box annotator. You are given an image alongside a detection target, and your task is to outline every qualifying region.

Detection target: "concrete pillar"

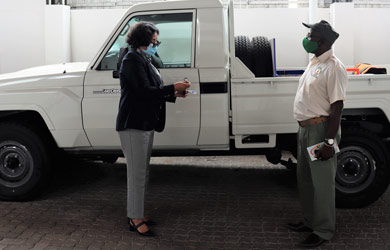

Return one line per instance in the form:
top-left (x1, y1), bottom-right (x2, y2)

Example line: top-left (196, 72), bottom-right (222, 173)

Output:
top-left (330, 3), bottom-right (354, 67)
top-left (309, 0), bottom-right (318, 24)
top-left (0, 0), bottom-right (46, 74)
top-left (45, 5), bottom-right (71, 64)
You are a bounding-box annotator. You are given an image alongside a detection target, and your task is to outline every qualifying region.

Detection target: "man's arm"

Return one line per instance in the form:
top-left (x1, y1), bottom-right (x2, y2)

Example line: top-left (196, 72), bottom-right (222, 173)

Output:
top-left (326, 100), bottom-right (344, 139)
top-left (316, 100), bottom-right (343, 161)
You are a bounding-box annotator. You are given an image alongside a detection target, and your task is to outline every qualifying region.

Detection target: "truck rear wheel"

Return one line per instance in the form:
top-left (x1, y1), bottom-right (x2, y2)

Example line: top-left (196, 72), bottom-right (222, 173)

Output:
top-left (0, 123), bottom-right (50, 200)
top-left (234, 36), bottom-right (253, 72)
top-left (251, 36), bottom-right (273, 77)
top-left (336, 127), bottom-right (390, 208)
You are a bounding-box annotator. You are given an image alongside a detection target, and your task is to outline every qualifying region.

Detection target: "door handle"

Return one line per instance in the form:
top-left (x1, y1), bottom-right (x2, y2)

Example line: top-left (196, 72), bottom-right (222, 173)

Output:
top-left (112, 70), bottom-right (119, 79)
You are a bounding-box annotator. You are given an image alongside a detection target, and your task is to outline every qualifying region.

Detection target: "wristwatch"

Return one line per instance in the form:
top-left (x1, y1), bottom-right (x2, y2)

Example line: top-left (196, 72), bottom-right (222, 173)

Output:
top-left (324, 138), bottom-right (335, 146)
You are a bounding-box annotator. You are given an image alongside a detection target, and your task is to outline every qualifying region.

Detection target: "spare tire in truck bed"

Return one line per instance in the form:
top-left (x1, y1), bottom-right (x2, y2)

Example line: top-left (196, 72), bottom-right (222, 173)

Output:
top-left (251, 36), bottom-right (273, 77)
top-left (234, 36), bottom-right (253, 72)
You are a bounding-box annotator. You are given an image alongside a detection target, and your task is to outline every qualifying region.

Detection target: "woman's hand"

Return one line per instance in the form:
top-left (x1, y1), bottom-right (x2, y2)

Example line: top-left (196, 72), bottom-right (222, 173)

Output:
top-left (175, 90), bottom-right (188, 98)
top-left (174, 81), bottom-right (191, 92)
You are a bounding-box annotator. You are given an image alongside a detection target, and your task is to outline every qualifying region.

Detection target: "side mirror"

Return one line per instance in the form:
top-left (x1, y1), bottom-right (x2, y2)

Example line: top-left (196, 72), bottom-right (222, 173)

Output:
top-left (113, 70), bottom-right (119, 79)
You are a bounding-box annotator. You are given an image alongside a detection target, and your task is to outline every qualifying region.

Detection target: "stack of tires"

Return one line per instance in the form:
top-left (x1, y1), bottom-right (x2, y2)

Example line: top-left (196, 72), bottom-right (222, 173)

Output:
top-left (234, 35), bottom-right (274, 77)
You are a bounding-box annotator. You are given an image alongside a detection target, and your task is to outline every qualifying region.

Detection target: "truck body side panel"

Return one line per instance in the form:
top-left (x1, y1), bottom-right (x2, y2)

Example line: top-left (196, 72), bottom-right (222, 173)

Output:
top-left (0, 64), bottom-right (90, 148)
top-left (231, 75), bottom-right (390, 146)
top-left (196, 6), bottom-right (230, 148)
top-left (231, 77), bottom-right (299, 137)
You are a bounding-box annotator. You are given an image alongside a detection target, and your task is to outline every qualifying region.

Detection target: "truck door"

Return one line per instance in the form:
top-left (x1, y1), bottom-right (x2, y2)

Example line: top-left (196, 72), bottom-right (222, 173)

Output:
top-left (82, 10), bottom-right (200, 150)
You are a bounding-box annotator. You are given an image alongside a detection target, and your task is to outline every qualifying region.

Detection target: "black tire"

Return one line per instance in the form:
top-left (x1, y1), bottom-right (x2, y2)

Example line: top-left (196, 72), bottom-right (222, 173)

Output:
top-left (336, 127), bottom-right (390, 208)
top-left (102, 156), bottom-right (118, 164)
top-left (234, 36), bottom-right (253, 72)
top-left (0, 123), bottom-right (50, 200)
top-left (251, 36), bottom-right (273, 77)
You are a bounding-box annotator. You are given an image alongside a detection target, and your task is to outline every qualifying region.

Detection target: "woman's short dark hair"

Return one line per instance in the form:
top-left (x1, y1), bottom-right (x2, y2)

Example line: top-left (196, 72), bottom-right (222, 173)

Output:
top-left (126, 22), bottom-right (159, 49)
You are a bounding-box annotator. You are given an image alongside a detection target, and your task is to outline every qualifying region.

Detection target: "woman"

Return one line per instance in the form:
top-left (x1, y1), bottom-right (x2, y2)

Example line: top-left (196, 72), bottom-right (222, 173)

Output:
top-left (116, 22), bottom-right (190, 236)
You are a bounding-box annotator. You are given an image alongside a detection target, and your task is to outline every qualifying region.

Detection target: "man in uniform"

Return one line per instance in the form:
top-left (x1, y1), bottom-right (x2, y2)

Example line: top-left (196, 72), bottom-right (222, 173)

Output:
top-left (288, 20), bottom-right (347, 248)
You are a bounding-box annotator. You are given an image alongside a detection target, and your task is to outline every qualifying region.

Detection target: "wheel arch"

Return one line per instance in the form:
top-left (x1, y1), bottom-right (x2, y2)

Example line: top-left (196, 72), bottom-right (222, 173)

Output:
top-left (0, 106), bottom-right (54, 129)
top-left (342, 108), bottom-right (390, 138)
top-left (0, 110), bottom-right (58, 149)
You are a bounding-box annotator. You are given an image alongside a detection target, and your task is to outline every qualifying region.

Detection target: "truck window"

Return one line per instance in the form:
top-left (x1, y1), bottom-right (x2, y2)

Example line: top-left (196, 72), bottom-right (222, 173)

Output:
top-left (99, 12), bottom-right (193, 70)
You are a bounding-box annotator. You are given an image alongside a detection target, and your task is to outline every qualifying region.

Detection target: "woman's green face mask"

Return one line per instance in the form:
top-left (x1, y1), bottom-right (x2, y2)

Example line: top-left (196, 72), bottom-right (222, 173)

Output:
top-left (302, 37), bottom-right (319, 53)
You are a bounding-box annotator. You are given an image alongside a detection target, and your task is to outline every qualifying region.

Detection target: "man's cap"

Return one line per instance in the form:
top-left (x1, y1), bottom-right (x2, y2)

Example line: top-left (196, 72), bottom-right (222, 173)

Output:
top-left (302, 20), bottom-right (339, 45)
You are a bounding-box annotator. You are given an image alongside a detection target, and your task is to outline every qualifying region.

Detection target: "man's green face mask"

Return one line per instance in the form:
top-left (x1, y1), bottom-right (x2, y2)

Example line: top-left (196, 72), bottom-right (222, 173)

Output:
top-left (302, 37), bottom-right (318, 53)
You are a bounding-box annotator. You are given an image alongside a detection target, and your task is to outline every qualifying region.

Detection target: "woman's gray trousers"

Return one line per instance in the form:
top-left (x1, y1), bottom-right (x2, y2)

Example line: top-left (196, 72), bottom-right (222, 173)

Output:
top-left (118, 129), bottom-right (154, 219)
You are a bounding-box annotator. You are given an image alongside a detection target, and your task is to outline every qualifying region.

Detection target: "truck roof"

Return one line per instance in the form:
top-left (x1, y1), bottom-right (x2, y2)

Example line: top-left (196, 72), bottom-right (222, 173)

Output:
top-left (126, 0), bottom-right (224, 14)
top-left (89, 0), bottom-right (226, 70)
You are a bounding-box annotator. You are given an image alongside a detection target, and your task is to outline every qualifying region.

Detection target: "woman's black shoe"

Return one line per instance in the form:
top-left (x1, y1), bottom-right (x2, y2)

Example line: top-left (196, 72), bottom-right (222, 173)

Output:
top-left (129, 219), bottom-right (155, 237)
top-left (127, 217), bottom-right (156, 226)
top-left (144, 219), bottom-right (156, 226)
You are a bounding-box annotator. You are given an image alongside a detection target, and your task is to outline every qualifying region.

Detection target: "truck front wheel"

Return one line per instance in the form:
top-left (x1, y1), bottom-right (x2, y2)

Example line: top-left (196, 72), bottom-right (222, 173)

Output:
top-left (0, 123), bottom-right (50, 200)
top-left (336, 127), bottom-right (390, 208)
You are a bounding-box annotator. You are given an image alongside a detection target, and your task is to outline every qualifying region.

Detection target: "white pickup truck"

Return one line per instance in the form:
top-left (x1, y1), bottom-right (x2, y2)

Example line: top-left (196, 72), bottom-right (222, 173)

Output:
top-left (0, 0), bottom-right (389, 208)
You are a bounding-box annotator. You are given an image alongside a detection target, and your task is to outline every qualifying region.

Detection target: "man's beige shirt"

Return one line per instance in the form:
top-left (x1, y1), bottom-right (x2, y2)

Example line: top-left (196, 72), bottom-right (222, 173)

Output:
top-left (293, 49), bottom-right (348, 121)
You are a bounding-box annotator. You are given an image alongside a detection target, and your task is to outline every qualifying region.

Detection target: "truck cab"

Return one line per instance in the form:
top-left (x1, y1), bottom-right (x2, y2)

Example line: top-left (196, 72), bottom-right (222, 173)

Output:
top-left (83, 0), bottom-right (230, 152)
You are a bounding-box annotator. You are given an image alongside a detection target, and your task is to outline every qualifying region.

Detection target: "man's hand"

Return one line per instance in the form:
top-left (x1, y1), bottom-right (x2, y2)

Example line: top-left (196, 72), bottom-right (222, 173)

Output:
top-left (315, 144), bottom-right (335, 161)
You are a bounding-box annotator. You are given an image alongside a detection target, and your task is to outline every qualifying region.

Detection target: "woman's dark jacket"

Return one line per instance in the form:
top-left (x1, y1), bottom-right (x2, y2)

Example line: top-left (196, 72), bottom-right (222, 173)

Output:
top-left (116, 48), bottom-right (175, 132)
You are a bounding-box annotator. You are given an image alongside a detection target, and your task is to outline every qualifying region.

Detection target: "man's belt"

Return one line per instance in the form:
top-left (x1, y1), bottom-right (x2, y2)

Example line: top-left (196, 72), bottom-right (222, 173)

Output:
top-left (298, 116), bottom-right (328, 127)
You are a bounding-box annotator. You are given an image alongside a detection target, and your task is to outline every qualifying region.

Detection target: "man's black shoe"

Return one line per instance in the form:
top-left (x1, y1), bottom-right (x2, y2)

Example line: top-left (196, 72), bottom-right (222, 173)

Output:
top-left (287, 222), bottom-right (313, 232)
top-left (297, 233), bottom-right (327, 248)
